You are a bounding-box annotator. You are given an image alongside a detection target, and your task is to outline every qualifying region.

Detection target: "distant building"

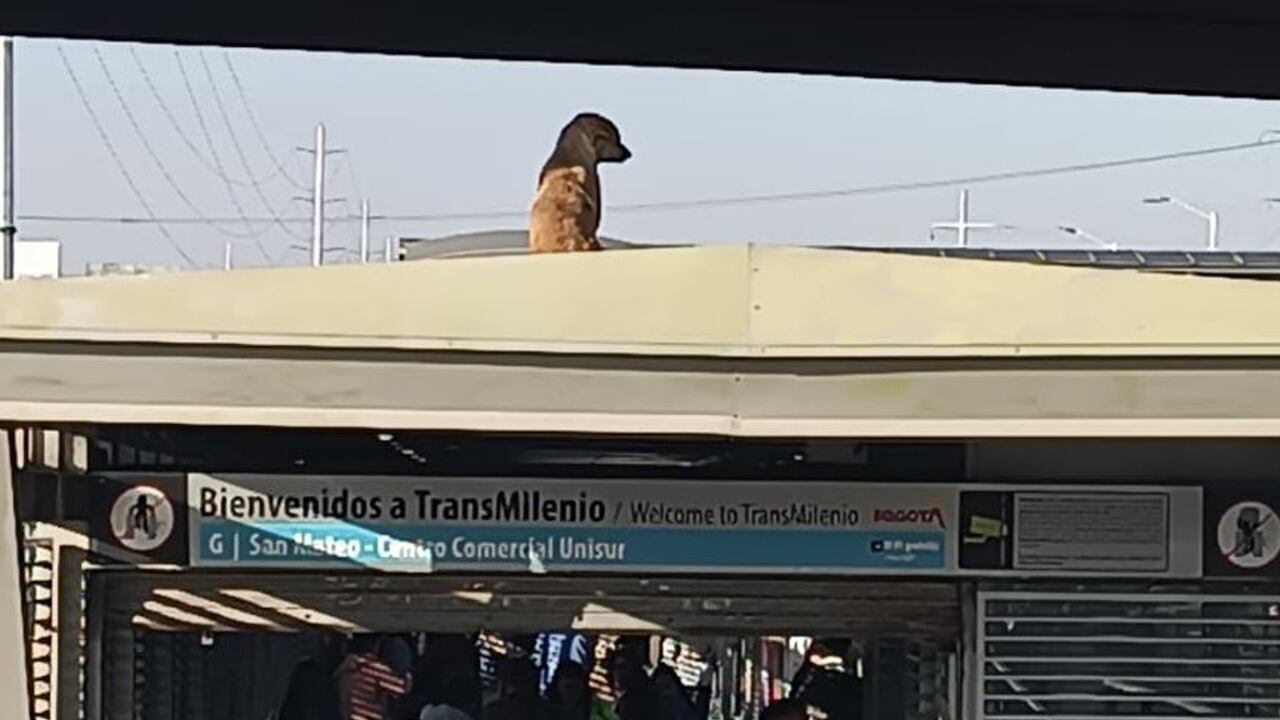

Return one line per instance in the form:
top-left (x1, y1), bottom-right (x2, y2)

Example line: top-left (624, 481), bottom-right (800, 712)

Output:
top-left (397, 230), bottom-right (637, 261)
top-left (84, 262), bottom-right (182, 277)
top-left (13, 238), bottom-right (62, 279)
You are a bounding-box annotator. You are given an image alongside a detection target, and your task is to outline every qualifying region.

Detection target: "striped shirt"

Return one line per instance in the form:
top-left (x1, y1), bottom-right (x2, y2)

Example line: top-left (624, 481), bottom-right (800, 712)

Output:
top-left (336, 651), bottom-right (410, 720)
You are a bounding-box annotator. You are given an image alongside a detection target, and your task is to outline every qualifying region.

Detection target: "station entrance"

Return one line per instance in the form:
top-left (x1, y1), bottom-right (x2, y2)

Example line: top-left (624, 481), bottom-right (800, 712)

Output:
top-left (96, 573), bottom-right (959, 720)
top-left (15, 431), bottom-right (1280, 720)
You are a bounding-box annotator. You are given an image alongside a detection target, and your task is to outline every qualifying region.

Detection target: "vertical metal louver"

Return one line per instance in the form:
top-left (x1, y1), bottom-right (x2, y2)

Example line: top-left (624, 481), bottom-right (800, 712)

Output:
top-left (180, 636), bottom-right (204, 720)
top-left (23, 538), bottom-right (55, 720)
top-left (978, 588), bottom-right (1280, 720)
top-left (105, 631), bottom-right (317, 720)
top-left (137, 633), bottom-right (174, 720)
top-left (865, 638), bottom-right (954, 720)
top-left (102, 621), bottom-right (135, 720)
top-left (912, 641), bottom-right (952, 720)
top-left (71, 553), bottom-right (87, 720)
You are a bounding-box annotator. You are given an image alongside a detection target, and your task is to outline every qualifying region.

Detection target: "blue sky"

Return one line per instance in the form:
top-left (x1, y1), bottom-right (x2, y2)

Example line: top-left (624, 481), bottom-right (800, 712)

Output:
top-left (16, 37), bottom-right (1280, 271)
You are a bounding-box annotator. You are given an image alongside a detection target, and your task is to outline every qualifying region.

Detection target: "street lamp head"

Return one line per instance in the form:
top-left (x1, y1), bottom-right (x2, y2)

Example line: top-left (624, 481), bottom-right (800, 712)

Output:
top-left (1057, 224), bottom-right (1121, 252)
top-left (1143, 196), bottom-right (1171, 205)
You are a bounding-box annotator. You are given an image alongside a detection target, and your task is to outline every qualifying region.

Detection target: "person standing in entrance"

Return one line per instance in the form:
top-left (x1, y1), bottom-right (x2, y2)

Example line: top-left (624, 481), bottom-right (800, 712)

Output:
top-left (546, 660), bottom-right (592, 720)
top-left (279, 634), bottom-right (346, 720)
top-left (789, 638), bottom-right (860, 720)
top-left (337, 634), bottom-right (414, 720)
top-left (607, 655), bottom-right (660, 720)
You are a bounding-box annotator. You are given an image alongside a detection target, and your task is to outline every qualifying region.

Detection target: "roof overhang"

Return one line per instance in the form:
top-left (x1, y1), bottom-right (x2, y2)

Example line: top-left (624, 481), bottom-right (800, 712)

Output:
top-left (3, 245), bottom-right (1280, 437)
top-left (7, 0), bottom-right (1280, 100)
top-left (101, 571), bottom-right (959, 636)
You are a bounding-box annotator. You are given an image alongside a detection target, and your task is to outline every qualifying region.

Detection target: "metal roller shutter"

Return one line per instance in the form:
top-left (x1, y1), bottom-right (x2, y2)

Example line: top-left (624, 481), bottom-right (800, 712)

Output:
top-left (977, 586), bottom-right (1280, 720)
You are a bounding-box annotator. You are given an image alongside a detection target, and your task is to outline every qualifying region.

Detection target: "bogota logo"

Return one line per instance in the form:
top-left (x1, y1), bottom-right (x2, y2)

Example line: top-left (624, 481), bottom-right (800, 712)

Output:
top-left (110, 485), bottom-right (175, 552)
top-left (873, 507), bottom-right (947, 529)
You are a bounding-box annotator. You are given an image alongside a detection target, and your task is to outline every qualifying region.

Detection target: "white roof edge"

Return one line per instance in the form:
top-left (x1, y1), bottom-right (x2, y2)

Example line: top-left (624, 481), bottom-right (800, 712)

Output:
top-left (5, 326), bottom-right (1280, 358)
top-left (7, 401), bottom-right (1280, 437)
top-left (3, 243), bottom-right (1280, 358)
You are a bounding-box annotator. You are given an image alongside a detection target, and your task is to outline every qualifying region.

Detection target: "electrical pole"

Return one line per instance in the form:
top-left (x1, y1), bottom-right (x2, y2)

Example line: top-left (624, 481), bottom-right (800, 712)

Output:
top-left (223, 241), bottom-right (233, 271)
top-left (1, 38), bottom-right (15, 281)
top-left (309, 124), bottom-right (325, 266)
top-left (295, 123), bottom-right (345, 267)
top-left (929, 189), bottom-right (1002, 247)
top-left (360, 198), bottom-right (370, 263)
top-left (384, 236), bottom-right (394, 264)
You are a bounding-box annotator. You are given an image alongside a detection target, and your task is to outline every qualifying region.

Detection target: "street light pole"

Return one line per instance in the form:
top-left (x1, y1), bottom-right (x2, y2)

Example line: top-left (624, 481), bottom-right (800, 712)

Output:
top-left (1143, 195), bottom-right (1219, 251)
top-left (359, 198), bottom-right (370, 263)
top-left (1, 38), bottom-right (14, 281)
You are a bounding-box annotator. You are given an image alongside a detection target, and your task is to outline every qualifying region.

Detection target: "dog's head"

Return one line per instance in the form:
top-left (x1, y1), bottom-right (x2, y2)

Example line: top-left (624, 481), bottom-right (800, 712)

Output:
top-left (565, 112), bottom-right (632, 164)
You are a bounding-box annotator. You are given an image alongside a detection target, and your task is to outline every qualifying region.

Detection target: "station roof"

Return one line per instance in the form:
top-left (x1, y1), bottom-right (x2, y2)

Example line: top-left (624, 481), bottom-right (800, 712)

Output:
top-left (2, 243), bottom-right (1280, 358)
top-left (5, 244), bottom-right (1280, 438)
top-left (401, 231), bottom-right (1280, 281)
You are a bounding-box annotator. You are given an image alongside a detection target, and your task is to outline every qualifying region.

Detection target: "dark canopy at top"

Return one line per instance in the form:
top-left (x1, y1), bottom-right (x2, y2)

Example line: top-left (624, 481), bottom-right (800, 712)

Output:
top-left (6, 0), bottom-right (1280, 100)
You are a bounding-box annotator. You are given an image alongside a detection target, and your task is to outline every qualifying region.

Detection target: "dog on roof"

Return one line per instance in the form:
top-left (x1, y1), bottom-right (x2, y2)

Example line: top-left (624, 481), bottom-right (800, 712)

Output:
top-left (528, 112), bottom-right (631, 253)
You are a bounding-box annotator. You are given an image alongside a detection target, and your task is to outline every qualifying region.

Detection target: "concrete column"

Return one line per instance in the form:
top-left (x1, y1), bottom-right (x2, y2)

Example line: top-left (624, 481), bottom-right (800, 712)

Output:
top-left (0, 429), bottom-right (33, 719)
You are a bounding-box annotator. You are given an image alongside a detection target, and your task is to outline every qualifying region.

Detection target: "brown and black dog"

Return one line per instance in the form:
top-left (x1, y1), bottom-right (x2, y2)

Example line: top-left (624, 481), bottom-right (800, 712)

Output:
top-left (529, 113), bottom-right (631, 253)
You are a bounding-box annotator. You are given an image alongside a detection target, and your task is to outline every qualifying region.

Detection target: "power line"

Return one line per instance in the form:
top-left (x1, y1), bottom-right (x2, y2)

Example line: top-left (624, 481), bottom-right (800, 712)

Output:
top-left (222, 51), bottom-right (308, 193)
top-left (599, 137), bottom-right (1280, 214)
top-left (172, 48), bottom-right (276, 256)
top-left (330, 152), bottom-right (362, 217)
top-left (199, 50), bottom-right (305, 254)
top-left (339, 153), bottom-right (363, 200)
top-left (350, 135), bottom-right (1280, 221)
top-left (23, 135), bottom-right (1280, 227)
top-left (128, 46), bottom-right (289, 191)
top-left (326, 151), bottom-right (362, 245)
top-left (93, 46), bottom-right (275, 247)
top-left (57, 45), bottom-right (197, 267)
top-left (20, 213), bottom-right (312, 224)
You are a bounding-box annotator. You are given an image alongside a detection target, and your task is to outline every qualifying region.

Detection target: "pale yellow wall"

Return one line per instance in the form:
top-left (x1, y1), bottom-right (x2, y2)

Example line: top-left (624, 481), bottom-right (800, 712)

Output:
top-left (2, 244), bottom-right (1279, 357)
